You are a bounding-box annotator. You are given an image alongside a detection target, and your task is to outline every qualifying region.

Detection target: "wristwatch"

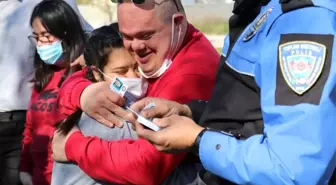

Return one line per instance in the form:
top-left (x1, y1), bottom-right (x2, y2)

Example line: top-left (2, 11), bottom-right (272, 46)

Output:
top-left (190, 128), bottom-right (209, 156)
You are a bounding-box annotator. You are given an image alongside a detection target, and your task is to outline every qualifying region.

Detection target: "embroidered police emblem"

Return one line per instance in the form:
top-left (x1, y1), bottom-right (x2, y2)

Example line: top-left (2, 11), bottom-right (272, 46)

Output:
top-left (243, 7), bottom-right (273, 42)
top-left (279, 41), bottom-right (326, 95)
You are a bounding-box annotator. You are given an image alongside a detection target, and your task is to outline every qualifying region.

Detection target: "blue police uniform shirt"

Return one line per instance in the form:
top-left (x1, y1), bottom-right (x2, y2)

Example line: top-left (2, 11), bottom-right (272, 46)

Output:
top-left (222, 34), bottom-right (230, 57)
top-left (199, 0), bottom-right (336, 184)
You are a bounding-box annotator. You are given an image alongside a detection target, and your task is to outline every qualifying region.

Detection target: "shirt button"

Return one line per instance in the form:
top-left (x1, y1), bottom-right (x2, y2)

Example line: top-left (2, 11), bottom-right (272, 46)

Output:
top-left (216, 144), bottom-right (221, 150)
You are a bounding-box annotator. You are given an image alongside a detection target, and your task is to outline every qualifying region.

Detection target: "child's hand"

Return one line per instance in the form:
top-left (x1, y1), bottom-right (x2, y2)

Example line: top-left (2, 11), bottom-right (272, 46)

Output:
top-left (20, 172), bottom-right (33, 185)
top-left (71, 54), bottom-right (86, 68)
top-left (51, 125), bottom-right (80, 162)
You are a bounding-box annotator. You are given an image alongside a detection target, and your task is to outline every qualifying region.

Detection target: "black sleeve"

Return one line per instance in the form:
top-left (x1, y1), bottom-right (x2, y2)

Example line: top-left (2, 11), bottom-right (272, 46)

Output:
top-left (186, 100), bottom-right (208, 124)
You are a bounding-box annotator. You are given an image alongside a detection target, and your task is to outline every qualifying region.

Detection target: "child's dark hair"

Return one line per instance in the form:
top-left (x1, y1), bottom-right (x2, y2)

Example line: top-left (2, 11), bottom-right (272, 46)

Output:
top-left (57, 23), bottom-right (124, 135)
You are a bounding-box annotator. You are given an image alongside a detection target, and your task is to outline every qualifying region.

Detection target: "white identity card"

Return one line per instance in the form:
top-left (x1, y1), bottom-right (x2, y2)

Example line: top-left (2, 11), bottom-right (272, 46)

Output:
top-left (126, 106), bottom-right (161, 131)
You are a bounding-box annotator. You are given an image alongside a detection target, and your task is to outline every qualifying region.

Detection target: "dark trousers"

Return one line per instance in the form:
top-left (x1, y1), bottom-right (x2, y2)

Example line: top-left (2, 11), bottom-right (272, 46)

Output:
top-left (0, 111), bottom-right (26, 185)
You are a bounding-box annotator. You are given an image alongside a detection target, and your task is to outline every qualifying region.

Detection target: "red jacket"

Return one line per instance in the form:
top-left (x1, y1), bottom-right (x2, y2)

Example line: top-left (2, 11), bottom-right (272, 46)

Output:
top-left (20, 69), bottom-right (66, 185)
top-left (58, 24), bottom-right (220, 185)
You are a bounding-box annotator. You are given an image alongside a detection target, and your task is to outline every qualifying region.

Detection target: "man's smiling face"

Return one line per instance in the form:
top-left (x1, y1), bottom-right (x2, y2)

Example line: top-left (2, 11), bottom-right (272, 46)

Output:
top-left (118, 1), bottom-right (174, 77)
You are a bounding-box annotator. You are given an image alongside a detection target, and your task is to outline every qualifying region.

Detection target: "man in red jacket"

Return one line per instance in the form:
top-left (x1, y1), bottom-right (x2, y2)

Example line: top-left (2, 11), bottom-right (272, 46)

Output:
top-left (52, 0), bottom-right (219, 184)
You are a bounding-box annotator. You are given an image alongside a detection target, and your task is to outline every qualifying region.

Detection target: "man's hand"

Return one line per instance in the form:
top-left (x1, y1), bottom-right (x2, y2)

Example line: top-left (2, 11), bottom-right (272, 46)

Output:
top-left (51, 126), bottom-right (79, 162)
top-left (80, 82), bottom-right (131, 127)
top-left (134, 115), bottom-right (204, 153)
top-left (130, 97), bottom-right (192, 119)
top-left (20, 172), bottom-right (33, 185)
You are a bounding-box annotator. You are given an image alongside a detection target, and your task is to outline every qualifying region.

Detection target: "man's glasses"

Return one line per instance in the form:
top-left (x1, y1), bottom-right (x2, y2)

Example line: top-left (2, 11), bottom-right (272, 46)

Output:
top-left (111, 0), bottom-right (179, 12)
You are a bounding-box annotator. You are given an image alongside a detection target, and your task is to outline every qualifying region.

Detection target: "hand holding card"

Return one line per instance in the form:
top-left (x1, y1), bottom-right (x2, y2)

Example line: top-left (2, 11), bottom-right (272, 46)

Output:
top-left (126, 106), bottom-right (161, 131)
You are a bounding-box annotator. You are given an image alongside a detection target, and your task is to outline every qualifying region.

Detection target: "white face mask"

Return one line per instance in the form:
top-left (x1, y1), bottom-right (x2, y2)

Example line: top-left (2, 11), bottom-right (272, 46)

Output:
top-left (96, 68), bottom-right (148, 101)
top-left (139, 14), bottom-right (183, 79)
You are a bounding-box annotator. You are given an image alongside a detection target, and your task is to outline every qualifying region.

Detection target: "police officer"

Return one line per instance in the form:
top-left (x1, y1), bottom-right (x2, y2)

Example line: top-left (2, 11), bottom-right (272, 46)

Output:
top-left (130, 0), bottom-right (336, 184)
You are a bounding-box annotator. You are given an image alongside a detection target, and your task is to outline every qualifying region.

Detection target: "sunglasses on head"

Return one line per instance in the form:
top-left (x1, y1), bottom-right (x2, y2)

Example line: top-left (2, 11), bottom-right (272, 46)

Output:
top-left (111, 0), bottom-right (179, 11)
top-left (111, 0), bottom-right (145, 3)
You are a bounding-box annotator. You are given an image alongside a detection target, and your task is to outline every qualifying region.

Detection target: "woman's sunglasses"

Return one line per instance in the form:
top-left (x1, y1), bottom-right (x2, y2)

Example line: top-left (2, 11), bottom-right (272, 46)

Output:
top-left (111, 0), bottom-right (179, 11)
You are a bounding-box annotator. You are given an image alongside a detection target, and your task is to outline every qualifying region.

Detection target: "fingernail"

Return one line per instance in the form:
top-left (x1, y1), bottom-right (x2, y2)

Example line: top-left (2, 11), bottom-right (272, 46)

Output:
top-left (152, 118), bottom-right (159, 123)
top-left (142, 112), bottom-right (150, 118)
top-left (117, 121), bottom-right (124, 128)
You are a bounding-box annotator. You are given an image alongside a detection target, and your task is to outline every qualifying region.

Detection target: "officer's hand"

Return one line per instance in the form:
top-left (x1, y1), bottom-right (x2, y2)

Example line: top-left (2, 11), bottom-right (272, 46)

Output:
top-left (130, 98), bottom-right (192, 119)
top-left (80, 82), bottom-right (130, 127)
top-left (135, 115), bottom-right (204, 153)
top-left (51, 126), bottom-right (79, 162)
top-left (20, 172), bottom-right (33, 185)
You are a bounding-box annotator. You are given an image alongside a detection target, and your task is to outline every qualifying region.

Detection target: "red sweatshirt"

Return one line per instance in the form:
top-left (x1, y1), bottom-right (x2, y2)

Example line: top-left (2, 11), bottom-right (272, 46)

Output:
top-left (20, 69), bottom-right (66, 185)
top-left (58, 24), bottom-right (219, 185)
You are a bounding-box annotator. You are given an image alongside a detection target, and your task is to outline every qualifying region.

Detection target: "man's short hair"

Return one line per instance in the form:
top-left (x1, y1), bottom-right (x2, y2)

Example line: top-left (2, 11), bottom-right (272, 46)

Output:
top-left (156, 0), bottom-right (185, 24)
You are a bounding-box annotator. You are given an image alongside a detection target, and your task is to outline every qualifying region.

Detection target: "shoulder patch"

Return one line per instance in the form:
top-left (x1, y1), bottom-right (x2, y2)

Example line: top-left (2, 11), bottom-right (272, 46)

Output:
top-left (279, 41), bottom-right (326, 95)
top-left (275, 34), bottom-right (333, 105)
top-left (243, 7), bottom-right (273, 42)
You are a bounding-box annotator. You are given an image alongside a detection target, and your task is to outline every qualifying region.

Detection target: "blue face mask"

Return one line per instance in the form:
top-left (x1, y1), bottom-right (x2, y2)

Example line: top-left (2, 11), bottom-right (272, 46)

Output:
top-left (36, 40), bottom-right (63, 65)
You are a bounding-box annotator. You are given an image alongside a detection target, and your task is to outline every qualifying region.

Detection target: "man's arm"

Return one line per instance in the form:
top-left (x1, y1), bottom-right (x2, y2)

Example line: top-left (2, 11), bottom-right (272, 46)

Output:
top-left (63, 73), bottom-right (216, 184)
top-left (58, 67), bottom-right (127, 127)
top-left (58, 68), bottom-right (91, 116)
top-left (66, 134), bottom-right (185, 185)
top-left (199, 7), bottom-right (336, 185)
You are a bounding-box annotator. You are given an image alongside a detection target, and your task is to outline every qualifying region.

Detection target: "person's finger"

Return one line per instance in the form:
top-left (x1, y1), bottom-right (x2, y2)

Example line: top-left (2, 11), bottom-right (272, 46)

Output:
top-left (70, 60), bottom-right (80, 67)
top-left (134, 122), bottom-right (163, 145)
top-left (97, 90), bottom-right (129, 122)
top-left (152, 117), bottom-right (173, 128)
top-left (112, 106), bottom-right (130, 122)
top-left (93, 109), bottom-right (123, 127)
top-left (130, 98), bottom-right (150, 113)
top-left (131, 98), bottom-right (168, 118)
top-left (51, 153), bottom-right (56, 160)
top-left (94, 90), bottom-right (126, 127)
top-left (139, 108), bottom-right (166, 118)
top-left (71, 54), bottom-right (85, 67)
top-left (154, 145), bottom-right (167, 152)
top-left (133, 121), bottom-right (144, 132)
top-left (110, 114), bottom-right (126, 128)
top-left (99, 101), bottom-right (128, 127)
top-left (54, 129), bottom-right (63, 137)
top-left (105, 90), bottom-right (125, 107)
top-left (131, 123), bottom-right (136, 131)
top-left (124, 112), bottom-right (138, 124)
top-left (51, 153), bottom-right (61, 162)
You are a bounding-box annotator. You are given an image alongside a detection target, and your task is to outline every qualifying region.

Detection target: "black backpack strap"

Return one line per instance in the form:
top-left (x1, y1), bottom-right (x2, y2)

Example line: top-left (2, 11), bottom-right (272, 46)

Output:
top-left (279, 0), bottom-right (314, 13)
